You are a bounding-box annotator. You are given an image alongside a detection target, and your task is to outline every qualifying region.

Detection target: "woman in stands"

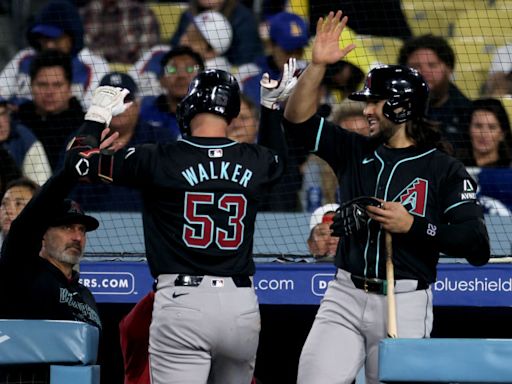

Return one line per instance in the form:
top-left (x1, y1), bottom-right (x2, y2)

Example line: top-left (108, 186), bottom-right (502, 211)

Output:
top-left (464, 98), bottom-right (512, 167)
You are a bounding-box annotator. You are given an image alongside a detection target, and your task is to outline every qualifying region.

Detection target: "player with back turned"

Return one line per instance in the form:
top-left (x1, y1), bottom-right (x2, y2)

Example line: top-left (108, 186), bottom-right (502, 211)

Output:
top-left (283, 11), bottom-right (491, 384)
top-left (65, 69), bottom-right (286, 383)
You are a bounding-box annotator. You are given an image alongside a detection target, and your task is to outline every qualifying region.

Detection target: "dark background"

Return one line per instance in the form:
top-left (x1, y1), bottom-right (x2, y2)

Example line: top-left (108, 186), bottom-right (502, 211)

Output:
top-left (97, 303), bottom-right (512, 384)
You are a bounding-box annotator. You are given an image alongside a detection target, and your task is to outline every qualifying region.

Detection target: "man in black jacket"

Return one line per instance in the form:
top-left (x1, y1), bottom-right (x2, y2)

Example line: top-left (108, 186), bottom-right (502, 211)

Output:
top-left (0, 169), bottom-right (102, 329)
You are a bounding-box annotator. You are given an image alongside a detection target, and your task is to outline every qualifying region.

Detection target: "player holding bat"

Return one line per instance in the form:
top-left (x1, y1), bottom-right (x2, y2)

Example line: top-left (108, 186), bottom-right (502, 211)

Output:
top-left (283, 10), bottom-right (491, 384)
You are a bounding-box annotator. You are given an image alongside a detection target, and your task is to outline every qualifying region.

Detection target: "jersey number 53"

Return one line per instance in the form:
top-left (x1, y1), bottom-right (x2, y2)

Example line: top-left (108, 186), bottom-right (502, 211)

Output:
top-left (183, 192), bottom-right (247, 250)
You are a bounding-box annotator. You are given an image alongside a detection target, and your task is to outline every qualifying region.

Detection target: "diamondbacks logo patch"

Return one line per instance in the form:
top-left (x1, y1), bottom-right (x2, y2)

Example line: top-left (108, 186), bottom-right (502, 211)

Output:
top-left (395, 178), bottom-right (428, 217)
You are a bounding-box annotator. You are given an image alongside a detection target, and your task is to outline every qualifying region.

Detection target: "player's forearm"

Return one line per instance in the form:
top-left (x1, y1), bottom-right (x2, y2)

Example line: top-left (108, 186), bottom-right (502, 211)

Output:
top-left (409, 216), bottom-right (490, 266)
top-left (284, 63), bottom-right (326, 123)
top-left (258, 106), bottom-right (287, 163)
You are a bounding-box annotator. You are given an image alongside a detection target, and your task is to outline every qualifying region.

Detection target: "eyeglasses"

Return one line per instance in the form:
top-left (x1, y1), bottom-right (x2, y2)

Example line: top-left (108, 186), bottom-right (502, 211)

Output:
top-left (164, 65), bottom-right (201, 76)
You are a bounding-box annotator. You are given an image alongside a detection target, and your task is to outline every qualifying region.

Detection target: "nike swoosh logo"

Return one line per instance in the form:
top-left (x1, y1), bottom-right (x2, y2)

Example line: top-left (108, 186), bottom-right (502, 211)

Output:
top-left (362, 157), bottom-right (374, 164)
top-left (172, 292), bottom-right (189, 299)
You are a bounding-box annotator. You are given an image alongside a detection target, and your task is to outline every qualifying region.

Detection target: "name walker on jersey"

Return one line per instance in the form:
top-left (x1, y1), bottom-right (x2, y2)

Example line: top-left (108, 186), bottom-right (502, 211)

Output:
top-left (181, 161), bottom-right (253, 187)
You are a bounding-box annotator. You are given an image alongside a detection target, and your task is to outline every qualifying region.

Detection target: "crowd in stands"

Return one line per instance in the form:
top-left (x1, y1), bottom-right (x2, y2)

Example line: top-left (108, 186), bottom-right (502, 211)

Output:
top-left (1, 0), bottom-right (512, 217)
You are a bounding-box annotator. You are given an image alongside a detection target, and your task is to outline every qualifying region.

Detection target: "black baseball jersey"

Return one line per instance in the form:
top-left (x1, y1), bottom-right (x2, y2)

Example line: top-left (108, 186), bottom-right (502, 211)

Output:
top-left (107, 136), bottom-right (284, 278)
top-left (283, 115), bottom-right (490, 283)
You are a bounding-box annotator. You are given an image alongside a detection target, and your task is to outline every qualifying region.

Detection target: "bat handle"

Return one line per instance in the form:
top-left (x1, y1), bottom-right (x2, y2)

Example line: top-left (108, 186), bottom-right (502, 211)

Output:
top-left (385, 231), bottom-right (398, 338)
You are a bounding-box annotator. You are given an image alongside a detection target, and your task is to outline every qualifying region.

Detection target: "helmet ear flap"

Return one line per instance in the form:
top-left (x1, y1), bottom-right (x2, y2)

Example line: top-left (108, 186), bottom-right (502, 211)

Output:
top-left (383, 96), bottom-right (413, 124)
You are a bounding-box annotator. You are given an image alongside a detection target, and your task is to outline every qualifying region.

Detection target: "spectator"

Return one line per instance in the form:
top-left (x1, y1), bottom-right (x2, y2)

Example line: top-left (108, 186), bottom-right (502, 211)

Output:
top-left (178, 10), bottom-right (234, 73)
top-left (0, 177), bottom-right (40, 248)
top-left (70, 72), bottom-right (176, 211)
top-left (398, 34), bottom-right (472, 161)
top-left (307, 203), bottom-right (339, 261)
top-left (138, 46), bottom-right (205, 140)
top-left (0, 98), bottom-right (51, 185)
top-left (243, 11), bottom-right (310, 107)
top-left (80, 0), bottom-right (160, 65)
top-left (0, 170), bottom-right (102, 329)
top-left (464, 98), bottom-right (512, 168)
top-left (130, 12), bottom-right (247, 98)
top-left (319, 60), bottom-right (365, 117)
top-left (0, 0), bottom-right (110, 107)
top-left (0, 146), bottom-right (22, 199)
top-left (331, 99), bottom-right (370, 136)
top-left (13, 49), bottom-right (85, 172)
top-left (170, 0), bottom-right (263, 66)
top-left (483, 44), bottom-right (512, 97)
top-left (227, 94), bottom-right (259, 143)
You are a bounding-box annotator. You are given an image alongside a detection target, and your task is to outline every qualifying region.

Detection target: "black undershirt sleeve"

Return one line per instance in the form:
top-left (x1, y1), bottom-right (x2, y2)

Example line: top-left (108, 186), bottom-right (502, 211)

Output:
top-left (408, 203), bottom-right (490, 266)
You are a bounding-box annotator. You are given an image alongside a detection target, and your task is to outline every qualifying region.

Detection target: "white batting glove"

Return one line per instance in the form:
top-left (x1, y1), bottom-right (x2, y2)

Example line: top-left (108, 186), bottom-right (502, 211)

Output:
top-left (85, 86), bottom-right (131, 125)
top-left (260, 57), bottom-right (299, 110)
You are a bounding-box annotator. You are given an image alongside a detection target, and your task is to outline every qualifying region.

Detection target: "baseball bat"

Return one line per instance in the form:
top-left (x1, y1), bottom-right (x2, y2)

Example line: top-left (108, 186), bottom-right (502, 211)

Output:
top-left (385, 231), bottom-right (398, 338)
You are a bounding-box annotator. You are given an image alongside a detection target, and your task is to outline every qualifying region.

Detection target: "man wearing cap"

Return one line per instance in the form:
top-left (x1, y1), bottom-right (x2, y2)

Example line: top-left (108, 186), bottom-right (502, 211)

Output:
top-left (0, 0), bottom-right (109, 107)
top-left (0, 168), bottom-right (102, 329)
top-left (242, 11), bottom-right (310, 107)
top-left (69, 71), bottom-right (176, 211)
top-left (307, 203), bottom-right (340, 260)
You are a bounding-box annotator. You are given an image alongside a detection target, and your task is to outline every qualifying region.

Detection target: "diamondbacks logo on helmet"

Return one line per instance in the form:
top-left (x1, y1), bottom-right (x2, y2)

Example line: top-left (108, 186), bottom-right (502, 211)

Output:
top-left (348, 65), bottom-right (429, 124)
top-left (176, 69), bottom-right (241, 136)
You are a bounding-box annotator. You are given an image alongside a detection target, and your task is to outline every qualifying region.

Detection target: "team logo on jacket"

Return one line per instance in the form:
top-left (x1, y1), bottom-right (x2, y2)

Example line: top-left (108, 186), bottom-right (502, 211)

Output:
top-left (395, 177), bottom-right (428, 217)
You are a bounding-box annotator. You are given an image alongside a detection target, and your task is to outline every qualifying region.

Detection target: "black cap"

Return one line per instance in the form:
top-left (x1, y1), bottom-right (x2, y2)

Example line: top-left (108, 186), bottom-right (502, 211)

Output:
top-left (99, 72), bottom-right (138, 100)
top-left (48, 199), bottom-right (99, 232)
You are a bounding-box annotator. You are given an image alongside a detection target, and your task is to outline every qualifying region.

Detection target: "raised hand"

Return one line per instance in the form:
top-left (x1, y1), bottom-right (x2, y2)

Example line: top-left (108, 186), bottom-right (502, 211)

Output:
top-left (85, 86), bottom-right (132, 125)
top-left (260, 57), bottom-right (299, 110)
top-left (312, 10), bottom-right (356, 66)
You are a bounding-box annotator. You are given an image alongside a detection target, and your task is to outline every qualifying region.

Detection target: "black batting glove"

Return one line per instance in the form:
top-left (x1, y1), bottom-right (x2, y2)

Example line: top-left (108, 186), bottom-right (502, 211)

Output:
top-left (331, 196), bottom-right (383, 238)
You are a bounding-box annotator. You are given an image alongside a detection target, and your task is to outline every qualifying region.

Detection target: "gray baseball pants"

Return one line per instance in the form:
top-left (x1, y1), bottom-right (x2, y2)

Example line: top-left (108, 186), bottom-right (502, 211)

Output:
top-left (297, 268), bottom-right (433, 384)
top-left (149, 274), bottom-right (260, 384)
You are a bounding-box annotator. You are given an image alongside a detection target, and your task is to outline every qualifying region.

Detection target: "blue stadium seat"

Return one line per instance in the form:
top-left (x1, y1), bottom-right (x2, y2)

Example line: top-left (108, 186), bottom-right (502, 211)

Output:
top-left (379, 338), bottom-right (512, 382)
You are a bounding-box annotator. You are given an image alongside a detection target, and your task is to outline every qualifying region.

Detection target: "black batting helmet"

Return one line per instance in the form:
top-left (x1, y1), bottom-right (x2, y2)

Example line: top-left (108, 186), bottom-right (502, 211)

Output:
top-left (348, 65), bottom-right (429, 124)
top-left (177, 69), bottom-right (241, 135)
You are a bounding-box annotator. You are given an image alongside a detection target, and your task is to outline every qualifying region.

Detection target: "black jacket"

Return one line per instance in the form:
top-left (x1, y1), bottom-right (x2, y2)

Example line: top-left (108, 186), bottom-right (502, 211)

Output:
top-left (0, 170), bottom-right (101, 329)
top-left (14, 97), bottom-right (84, 171)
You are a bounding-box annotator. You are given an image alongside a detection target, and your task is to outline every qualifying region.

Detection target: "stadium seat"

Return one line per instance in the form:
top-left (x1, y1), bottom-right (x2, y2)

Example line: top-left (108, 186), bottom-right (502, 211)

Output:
top-left (148, 2), bottom-right (187, 41)
top-left (401, 0), bottom-right (473, 37)
top-left (356, 35), bottom-right (403, 66)
top-left (286, 0), bottom-right (309, 19)
top-left (379, 338), bottom-right (512, 382)
top-left (303, 27), bottom-right (379, 75)
top-left (498, 95), bottom-right (512, 123)
top-left (450, 36), bottom-right (498, 99)
top-left (452, 8), bottom-right (512, 46)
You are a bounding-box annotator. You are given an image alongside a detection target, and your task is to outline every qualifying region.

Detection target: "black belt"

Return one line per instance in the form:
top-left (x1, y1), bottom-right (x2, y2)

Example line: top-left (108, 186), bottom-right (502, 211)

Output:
top-left (350, 275), bottom-right (428, 295)
top-left (174, 275), bottom-right (252, 288)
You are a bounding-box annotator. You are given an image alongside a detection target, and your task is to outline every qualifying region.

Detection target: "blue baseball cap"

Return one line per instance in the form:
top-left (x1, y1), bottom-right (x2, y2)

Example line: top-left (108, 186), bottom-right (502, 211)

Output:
top-left (30, 24), bottom-right (65, 38)
top-left (268, 12), bottom-right (309, 52)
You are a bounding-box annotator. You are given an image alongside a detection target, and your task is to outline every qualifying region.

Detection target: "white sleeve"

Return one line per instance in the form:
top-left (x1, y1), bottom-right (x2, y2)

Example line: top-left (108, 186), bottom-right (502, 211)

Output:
top-left (22, 141), bottom-right (52, 185)
top-left (488, 44), bottom-right (512, 74)
top-left (78, 48), bottom-right (111, 108)
top-left (128, 44), bottom-right (170, 97)
top-left (0, 48), bottom-right (36, 100)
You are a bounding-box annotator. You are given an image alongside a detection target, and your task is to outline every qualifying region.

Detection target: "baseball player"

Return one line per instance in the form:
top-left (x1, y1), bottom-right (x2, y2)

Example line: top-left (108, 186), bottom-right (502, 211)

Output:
top-left (65, 69), bottom-right (289, 383)
top-left (283, 11), bottom-right (491, 384)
